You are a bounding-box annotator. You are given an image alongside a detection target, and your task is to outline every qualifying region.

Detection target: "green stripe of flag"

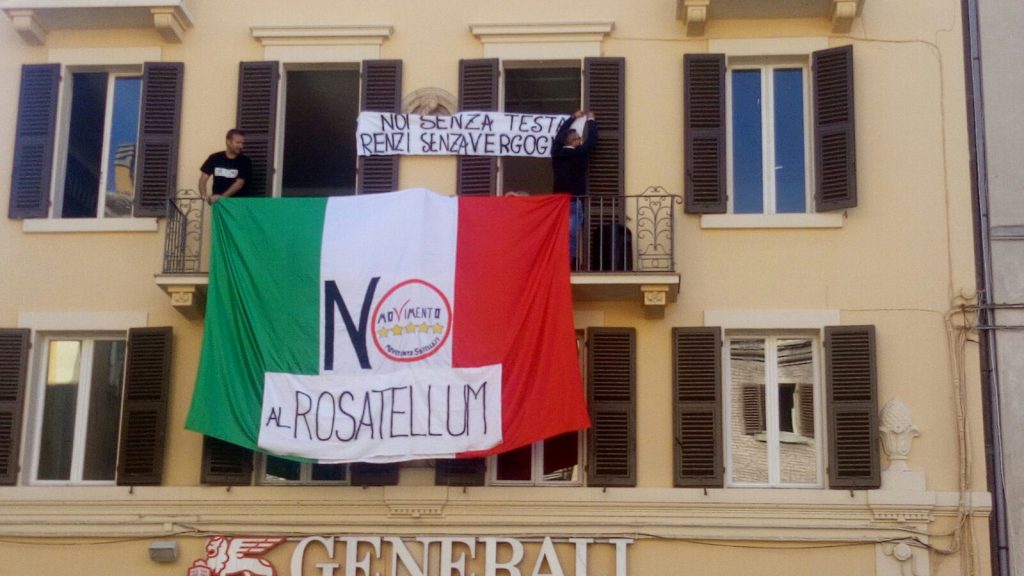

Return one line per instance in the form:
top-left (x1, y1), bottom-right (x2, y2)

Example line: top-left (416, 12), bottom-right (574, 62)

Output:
top-left (186, 198), bottom-right (326, 448)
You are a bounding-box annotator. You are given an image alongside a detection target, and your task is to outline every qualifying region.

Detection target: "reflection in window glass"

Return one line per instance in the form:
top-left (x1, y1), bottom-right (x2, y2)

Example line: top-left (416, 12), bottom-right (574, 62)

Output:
top-left (82, 340), bottom-right (125, 480)
top-left (38, 340), bottom-right (82, 480)
top-left (773, 69), bottom-right (806, 213)
top-left (729, 338), bottom-right (768, 483)
top-left (104, 77), bottom-right (142, 217)
top-left (777, 338), bottom-right (816, 484)
top-left (542, 432), bottom-right (579, 481)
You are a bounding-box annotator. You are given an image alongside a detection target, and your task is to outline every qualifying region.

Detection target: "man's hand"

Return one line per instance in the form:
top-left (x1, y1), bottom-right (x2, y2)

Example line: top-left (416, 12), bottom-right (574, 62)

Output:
top-left (208, 195), bottom-right (220, 205)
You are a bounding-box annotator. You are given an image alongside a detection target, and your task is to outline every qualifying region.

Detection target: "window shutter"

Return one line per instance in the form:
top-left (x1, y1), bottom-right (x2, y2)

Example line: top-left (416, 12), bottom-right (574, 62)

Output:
top-left (813, 45), bottom-right (857, 212)
top-left (742, 384), bottom-right (765, 435)
top-left (236, 61), bottom-right (279, 198)
top-left (358, 60), bottom-right (402, 194)
top-left (350, 462), bottom-right (400, 486)
top-left (134, 62), bottom-right (184, 217)
top-left (117, 327), bottom-right (172, 486)
top-left (434, 458), bottom-right (485, 486)
top-left (0, 329), bottom-right (30, 485)
top-left (456, 59), bottom-right (498, 196)
top-left (684, 54), bottom-right (726, 214)
top-left (673, 327), bottom-right (723, 488)
top-left (201, 436), bottom-right (253, 485)
top-left (586, 327), bottom-right (636, 487)
top-left (798, 383), bottom-right (815, 439)
top-left (583, 57), bottom-right (625, 198)
top-left (10, 64), bottom-right (60, 219)
top-left (825, 325), bottom-right (879, 489)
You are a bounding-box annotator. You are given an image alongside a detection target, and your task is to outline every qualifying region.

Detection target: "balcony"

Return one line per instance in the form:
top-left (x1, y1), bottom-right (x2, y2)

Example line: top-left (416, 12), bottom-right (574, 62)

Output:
top-left (155, 188), bottom-right (681, 319)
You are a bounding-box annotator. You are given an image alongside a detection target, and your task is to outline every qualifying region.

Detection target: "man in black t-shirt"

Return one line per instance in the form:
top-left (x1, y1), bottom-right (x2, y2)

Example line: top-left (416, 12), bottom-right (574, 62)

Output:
top-left (199, 128), bottom-right (253, 203)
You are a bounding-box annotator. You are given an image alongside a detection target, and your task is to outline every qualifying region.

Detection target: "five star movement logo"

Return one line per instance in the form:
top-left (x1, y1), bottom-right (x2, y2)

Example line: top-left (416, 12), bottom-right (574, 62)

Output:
top-left (371, 279), bottom-right (452, 362)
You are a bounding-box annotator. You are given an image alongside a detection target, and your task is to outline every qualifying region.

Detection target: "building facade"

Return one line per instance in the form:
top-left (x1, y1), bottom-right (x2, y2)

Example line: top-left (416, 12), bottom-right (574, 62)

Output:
top-left (0, 1), bottom-right (992, 575)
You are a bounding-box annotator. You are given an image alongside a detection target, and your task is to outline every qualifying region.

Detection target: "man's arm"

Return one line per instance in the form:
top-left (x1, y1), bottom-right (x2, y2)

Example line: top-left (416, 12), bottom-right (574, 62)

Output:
top-left (578, 119), bottom-right (598, 154)
top-left (551, 115), bottom-right (576, 156)
top-left (198, 171), bottom-right (211, 199)
top-left (211, 178), bottom-right (245, 204)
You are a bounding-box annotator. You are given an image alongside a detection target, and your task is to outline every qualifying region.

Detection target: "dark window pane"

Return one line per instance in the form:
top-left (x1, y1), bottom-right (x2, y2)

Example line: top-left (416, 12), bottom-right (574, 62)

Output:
top-left (104, 77), bottom-right (142, 217)
top-left (62, 73), bottom-right (108, 218)
top-left (495, 444), bottom-right (532, 481)
top-left (82, 340), bottom-right (125, 481)
top-left (282, 69), bottom-right (360, 197)
top-left (542, 432), bottom-right (579, 481)
top-left (264, 456), bottom-right (301, 481)
top-left (502, 67), bottom-right (580, 195)
top-left (778, 384), bottom-right (795, 433)
top-left (311, 463), bottom-right (347, 482)
top-left (731, 70), bottom-right (763, 214)
top-left (773, 69), bottom-right (806, 213)
top-left (38, 340), bottom-right (82, 480)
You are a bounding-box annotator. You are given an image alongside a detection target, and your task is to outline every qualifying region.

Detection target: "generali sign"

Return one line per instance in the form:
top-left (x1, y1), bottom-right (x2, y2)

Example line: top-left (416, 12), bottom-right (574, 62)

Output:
top-left (189, 535), bottom-right (632, 576)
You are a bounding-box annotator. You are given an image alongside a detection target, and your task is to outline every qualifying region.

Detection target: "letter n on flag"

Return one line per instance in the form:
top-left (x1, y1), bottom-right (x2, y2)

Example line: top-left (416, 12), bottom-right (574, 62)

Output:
top-left (186, 188), bottom-right (590, 463)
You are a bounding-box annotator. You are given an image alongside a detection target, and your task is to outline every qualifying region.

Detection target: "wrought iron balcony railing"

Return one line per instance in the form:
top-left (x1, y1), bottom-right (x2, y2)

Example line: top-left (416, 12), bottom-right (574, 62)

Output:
top-left (160, 187), bottom-right (681, 275)
top-left (572, 187), bottom-right (682, 273)
top-left (163, 189), bottom-right (205, 274)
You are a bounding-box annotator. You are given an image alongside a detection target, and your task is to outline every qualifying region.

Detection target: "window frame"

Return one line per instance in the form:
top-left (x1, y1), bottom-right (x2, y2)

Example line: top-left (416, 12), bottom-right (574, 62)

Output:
top-left (497, 59), bottom-right (583, 197)
top-left (254, 453), bottom-right (350, 486)
top-left (52, 66), bottom-right (144, 220)
top-left (725, 56), bottom-right (813, 215)
top-left (271, 62), bottom-right (362, 199)
top-left (27, 332), bottom-right (127, 486)
top-left (723, 330), bottom-right (824, 489)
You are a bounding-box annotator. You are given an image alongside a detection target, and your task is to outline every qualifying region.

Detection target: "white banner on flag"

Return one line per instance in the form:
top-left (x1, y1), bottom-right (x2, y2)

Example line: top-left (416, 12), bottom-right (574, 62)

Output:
top-left (357, 111), bottom-right (568, 158)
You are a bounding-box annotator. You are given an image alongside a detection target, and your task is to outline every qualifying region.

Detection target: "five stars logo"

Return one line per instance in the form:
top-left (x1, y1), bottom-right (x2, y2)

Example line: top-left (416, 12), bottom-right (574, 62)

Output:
top-left (371, 279), bottom-right (452, 362)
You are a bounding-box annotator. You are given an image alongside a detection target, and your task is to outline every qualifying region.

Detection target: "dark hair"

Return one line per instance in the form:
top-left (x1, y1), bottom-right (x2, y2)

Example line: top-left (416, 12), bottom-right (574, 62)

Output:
top-left (226, 128), bottom-right (246, 140)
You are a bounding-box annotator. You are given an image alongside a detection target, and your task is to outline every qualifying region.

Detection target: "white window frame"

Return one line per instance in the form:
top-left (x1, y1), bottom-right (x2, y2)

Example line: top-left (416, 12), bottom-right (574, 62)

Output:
top-left (27, 332), bottom-right (127, 486)
top-left (271, 62), bottom-right (362, 199)
top-left (725, 56), bottom-right (813, 215)
top-left (723, 331), bottom-right (824, 488)
top-left (255, 453), bottom-right (350, 486)
top-left (497, 59), bottom-right (583, 197)
top-left (51, 67), bottom-right (144, 220)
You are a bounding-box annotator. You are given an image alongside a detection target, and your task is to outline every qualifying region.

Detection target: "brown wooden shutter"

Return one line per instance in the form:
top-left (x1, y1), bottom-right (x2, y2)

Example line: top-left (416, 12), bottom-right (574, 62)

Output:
top-left (742, 384), bottom-right (765, 435)
top-left (201, 436), bottom-right (253, 485)
top-left (684, 54), bottom-right (727, 214)
top-left (456, 59), bottom-right (498, 196)
top-left (434, 458), bottom-right (485, 486)
top-left (587, 327), bottom-right (636, 487)
top-left (134, 63), bottom-right (184, 217)
top-left (358, 60), bottom-right (402, 194)
top-left (673, 327), bottom-right (723, 488)
top-left (825, 325), bottom-right (879, 489)
top-left (10, 64), bottom-right (60, 219)
top-left (584, 57), bottom-right (625, 198)
top-left (350, 462), bottom-right (400, 486)
top-left (798, 383), bottom-right (815, 439)
top-left (0, 329), bottom-right (30, 485)
top-left (813, 45), bottom-right (857, 212)
top-left (116, 327), bottom-right (172, 485)
top-left (236, 61), bottom-right (279, 198)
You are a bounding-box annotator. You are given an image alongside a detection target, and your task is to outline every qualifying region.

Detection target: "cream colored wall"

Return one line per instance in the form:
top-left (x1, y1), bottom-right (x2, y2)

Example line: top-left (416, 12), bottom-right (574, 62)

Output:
top-left (0, 0), bottom-right (988, 574)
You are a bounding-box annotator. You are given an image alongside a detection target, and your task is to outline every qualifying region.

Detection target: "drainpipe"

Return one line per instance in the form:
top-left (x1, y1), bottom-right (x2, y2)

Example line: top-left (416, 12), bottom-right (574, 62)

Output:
top-left (961, 1), bottom-right (1011, 575)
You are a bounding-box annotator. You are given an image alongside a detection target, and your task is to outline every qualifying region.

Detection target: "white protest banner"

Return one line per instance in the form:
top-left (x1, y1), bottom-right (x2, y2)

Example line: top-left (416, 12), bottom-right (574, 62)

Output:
top-left (356, 111), bottom-right (569, 158)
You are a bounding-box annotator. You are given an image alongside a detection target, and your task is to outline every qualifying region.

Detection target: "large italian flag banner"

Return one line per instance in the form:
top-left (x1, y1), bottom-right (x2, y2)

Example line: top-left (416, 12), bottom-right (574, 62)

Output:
top-left (186, 188), bottom-right (589, 463)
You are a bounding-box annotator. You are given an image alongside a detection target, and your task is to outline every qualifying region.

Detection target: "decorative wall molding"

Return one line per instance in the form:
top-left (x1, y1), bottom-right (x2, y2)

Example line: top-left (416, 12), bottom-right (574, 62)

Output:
top-left (1, 1), bottom-right (193, 44)
top-left (250, 25), bottom-right (393, 47)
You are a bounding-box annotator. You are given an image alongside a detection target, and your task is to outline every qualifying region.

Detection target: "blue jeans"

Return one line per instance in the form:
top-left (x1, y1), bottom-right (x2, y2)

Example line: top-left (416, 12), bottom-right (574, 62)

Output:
top-left (569, 198), bottom-right (584, 263)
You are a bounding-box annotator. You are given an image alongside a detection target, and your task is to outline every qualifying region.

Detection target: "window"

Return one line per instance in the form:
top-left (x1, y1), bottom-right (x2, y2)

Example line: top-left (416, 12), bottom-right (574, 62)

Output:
top-left (501, 63), bottom-right (581, 195)
top-left (729, 63), bottom-right (809, 214)
top-left (257, 454), bottom-right (349, 485)
top-left (61, 72), bottom-right (142, 218)
top-left (10, 63), bottom-right (183, 221)
top-left (235, 60), bottom-right (401, 198)
top-left (33, 336), bottom-right (125, 483)
top-left (725, 334), bottom-right (821, 487)
top-left (280, 68), bottom-right (360, 197)
top-left (673, 325), bottom-right (879, 490)
top-left (683, 46), bottom-right (856, 216)
top-left (489, 330), bottom-right (585, 485)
